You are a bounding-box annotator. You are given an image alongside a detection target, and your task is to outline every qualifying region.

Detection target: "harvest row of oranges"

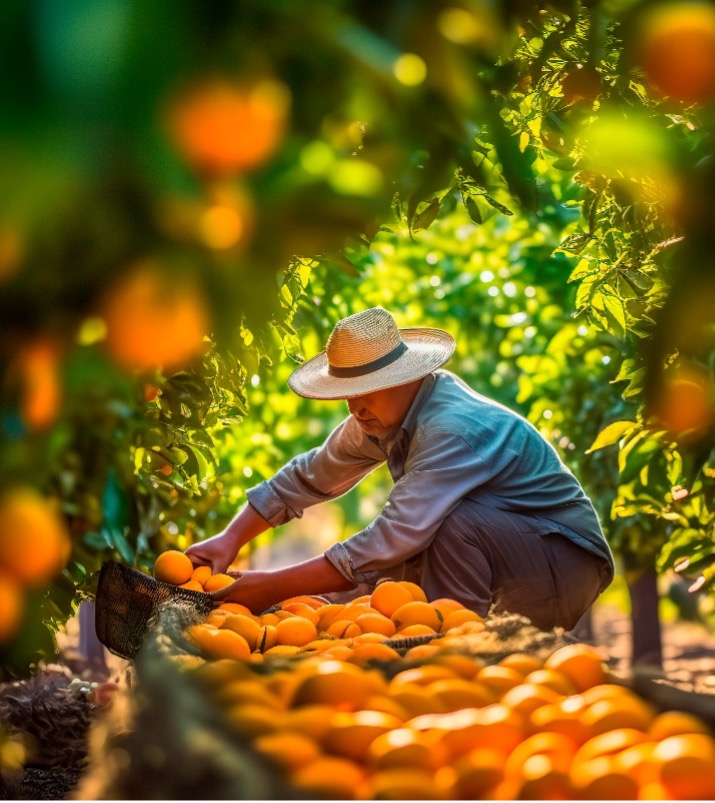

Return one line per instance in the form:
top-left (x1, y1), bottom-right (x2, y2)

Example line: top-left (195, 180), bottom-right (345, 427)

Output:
top-left (153, 550), bottom-right (715, 800)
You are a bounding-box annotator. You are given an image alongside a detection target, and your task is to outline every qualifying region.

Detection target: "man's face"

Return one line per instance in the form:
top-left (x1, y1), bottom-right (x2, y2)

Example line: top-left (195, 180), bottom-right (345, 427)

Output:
top-left (346, 379), bottom-right (423, 438)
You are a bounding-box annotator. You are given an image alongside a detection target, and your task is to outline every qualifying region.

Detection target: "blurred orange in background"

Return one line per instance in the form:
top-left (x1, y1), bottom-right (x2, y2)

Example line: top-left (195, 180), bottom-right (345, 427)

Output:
top-left (166, 77), bottom-right (291, 175)
top-left (17, 339), bottom-right (63, 431)
top-left (635, 1), bottom-right (715, 104)
top-left (653, 367), bottom-right (715, 435)
top-left (102, 262), bottom-right (210, 372)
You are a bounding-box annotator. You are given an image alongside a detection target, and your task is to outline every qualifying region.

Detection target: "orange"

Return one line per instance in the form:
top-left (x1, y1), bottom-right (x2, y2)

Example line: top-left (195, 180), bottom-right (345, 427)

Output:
top-left (191, 565), bottom-right (212, 586)
top-left (574, 728), bottom-right (649, 765)
top-left (215, 679), bottom-right (282, 709)
top-left (204, 611), bottom-right (228, 628)
top-left (351, 632), bottom-right (389, 644)
top-left (435, 653), bottom-right (484, 679)
top-left (166, 78), bottom-right (290, 174)
top-left (398, 581), bottom-right (428, 602)
top-left (390, 665), bottom-right (457, 688)
top-left (637, 2), bottom-right (715, 105)
top-left (191, 657), bottom-right (252, 685)
top-left (529, 701), bottom-right (593, 745)
top-left (368, 767), bottom-right (442, 800)
top-left (302, 638), bottom-right (347, 653)
top-left (154, 549), bottom-right (194, 586)
top-left (613, 741), bottom-right (657, 786)
top-left (370, 581), bottom-right (413, 618)
top-left (279, 704), bottom-right (336, 740)
top-left (390, 684), bottom-right (449, 718)
top-left (102, 264), bottom-right (209, 371)
top-left (197, 628), bottom-right (250, 661)
top-left (317, 603), bottom-right (346, 630)
top-left (260, 612), bottom-right (280, 626)
top-left (404, 643), bottom-right (442, 661)
top-left (280, 602), bottom-right (319, 625)
top-left (441, 608), bottom-right (484, 631)
top-left (441, 747), bottom-right (505, 798)
top-left (652, 733), bottom-right (715, 799)
top-left (203, 573), bottom-right (235, 592)
top-left (355, 612), bottom-right (396, 638)
top-left (428, 678), bottom-right (496, 710)
top-left (476, 665), bottom-right (524, 694)
top-left (498, 653), bottom-right (543, 676)
top-left (581, 694), bottom-right (655, 735)
top-left (290, 660), bottom-right (385, 709)
top-left (580, 683), bottom-right (633, 705)
top-left (321, 645), bottom-right (354, 661)
top-left (222, 614), bottom-right (262, 650)
top-left (179, 579), bottom-right (204, 592)
top-left (324, 710), bottom-right (403, 761)
top-left (500, 682), bottom-right (563, 718)
top-left (363, 694), bottom-right (410, 721)
top-left (263, 645), bottom-right (301, 657)
top-left (648, 710), bottom-right (712, 740)
top-left (291, 756), bottom-right (366, 800)
top-left (253, 731), bottom-right (320, 772)
top-left (349, 643), bottom-right (401, 664)
top-left (0, 488), bottom-right (71, 586)
top-left (570, 755), bottom-right (639, 799)
top-left (257, 624), bottom-right (278, 653)
top-left (429, 598), bottom-right (465, 620)
top-left (276, 616), bottom-right (318, 648)
top-left (544, 643), bottom-right (607, 691)
top-left (326, 620), bottom-right (361, 639)
top-left (391, 600), bottom-right (442, 632)
top-left (396, 623), bottom-right (438, 637)
top-left (368, 727), bottom-right (448, 771)
top-left (218, 602), bottom-right (253, 616)
top-left (514, 754), bottom-right (574, 799)
top-left (279, 594), bottom-right (324, 610)
top-left (505, 731), bottom-right (578, 778)
top-left (524, 668), bottom-right (576, 695)
top-left (228, 703), bottom-right (277, 738)
top-left (0, 572), bottom-right (24, 643)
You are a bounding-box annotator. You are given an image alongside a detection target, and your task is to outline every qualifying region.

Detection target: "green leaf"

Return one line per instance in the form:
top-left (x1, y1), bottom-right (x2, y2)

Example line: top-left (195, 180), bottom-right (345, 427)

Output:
top-left (586, 421), bottom-right (635, 453)
top-left (411, 198), bottom-right (441, 231)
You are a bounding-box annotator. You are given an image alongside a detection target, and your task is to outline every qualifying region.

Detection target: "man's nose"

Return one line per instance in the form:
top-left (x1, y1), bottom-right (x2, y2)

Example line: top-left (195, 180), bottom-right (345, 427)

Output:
top-left (347, 397), bottom-right (366, 416)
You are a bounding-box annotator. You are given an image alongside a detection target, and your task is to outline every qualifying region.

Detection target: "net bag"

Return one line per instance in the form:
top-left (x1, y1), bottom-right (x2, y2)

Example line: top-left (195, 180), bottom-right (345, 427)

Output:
top-left (95, 561), bottom-right (213, 660)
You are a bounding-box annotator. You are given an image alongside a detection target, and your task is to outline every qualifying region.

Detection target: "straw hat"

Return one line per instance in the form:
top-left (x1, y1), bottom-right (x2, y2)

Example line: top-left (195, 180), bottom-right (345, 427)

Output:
top-left (288, 307), bottom-right (456, 400)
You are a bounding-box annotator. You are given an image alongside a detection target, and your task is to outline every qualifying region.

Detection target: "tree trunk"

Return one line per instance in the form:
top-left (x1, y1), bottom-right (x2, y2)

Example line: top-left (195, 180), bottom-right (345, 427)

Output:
top-left (627, 562), bottom-right (663, 668)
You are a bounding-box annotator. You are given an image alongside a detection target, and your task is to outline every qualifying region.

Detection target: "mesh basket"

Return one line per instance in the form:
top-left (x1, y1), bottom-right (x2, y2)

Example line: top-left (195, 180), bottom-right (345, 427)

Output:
top-left (95, 561), bottom-right (214, 660)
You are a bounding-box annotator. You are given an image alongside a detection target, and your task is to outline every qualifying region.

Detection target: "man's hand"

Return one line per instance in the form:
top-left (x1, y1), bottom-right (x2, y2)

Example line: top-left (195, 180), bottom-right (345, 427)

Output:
top-left (185, 530), bottom-right (238, 574)
top-left (210, 555), bottom-right (355, 614)
top-left (211, 570), bottom-right (279, 614)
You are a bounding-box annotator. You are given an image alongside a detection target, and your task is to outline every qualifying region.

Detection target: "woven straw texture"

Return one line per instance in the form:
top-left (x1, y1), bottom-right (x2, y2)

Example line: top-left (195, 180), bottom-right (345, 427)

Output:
top-left (95, 561), bottom-right (213, 660)
top-left (288, 308), bottom-right (455, 399)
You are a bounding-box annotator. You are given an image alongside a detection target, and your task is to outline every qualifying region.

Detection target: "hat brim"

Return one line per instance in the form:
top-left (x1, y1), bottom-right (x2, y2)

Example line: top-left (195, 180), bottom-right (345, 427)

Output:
top-left (287, 328), bottom-right (456, 400)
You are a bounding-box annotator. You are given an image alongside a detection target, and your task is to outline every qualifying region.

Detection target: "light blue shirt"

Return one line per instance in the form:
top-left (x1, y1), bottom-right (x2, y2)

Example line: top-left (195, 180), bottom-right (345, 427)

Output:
top-left (246, 370), bottom-right (615, 586)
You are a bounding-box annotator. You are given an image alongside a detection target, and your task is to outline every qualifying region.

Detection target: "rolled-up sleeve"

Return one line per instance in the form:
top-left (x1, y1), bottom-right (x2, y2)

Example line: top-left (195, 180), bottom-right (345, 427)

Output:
top-left (324, 426), bottom-right (496, 584)
top-left (245, 415), bottom-right (385, 528)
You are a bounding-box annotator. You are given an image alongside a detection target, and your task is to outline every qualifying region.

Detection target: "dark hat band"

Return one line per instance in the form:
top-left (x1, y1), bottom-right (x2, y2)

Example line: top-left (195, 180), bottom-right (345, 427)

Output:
top-left (327, 340), bottom-right (408, 378)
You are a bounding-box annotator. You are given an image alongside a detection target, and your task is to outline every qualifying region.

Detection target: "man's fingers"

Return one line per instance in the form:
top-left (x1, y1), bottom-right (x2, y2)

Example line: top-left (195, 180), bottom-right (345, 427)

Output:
top-left (227, 569), bottom-right (243, 579)
top-left (210, 578), bottom-right (241, 602)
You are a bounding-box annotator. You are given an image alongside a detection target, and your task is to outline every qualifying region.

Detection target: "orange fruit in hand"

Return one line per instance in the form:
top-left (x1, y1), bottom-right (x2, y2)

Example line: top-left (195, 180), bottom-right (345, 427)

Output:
top-left (0, 487), bottom-right (71, 586)
top-left (544, 643), bottom-right (607, 691)
top-left (204, 573), bottom-right (235, 592)
top-left (154, 550), bottom-right (194, 585)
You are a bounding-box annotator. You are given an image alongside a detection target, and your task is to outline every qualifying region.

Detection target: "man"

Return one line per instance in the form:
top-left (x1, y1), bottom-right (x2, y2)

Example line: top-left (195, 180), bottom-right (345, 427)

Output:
top-left (186, 307), bottom-right (614, 630)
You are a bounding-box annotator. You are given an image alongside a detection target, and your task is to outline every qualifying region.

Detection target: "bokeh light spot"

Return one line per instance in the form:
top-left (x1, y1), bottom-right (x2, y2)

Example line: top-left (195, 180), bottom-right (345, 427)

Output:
top-left (200, 205), bottom-right (245, 249)
top-left (329, 159), bottom-right (383, 196)
top-left (393, 53), bottom-right (427, 86)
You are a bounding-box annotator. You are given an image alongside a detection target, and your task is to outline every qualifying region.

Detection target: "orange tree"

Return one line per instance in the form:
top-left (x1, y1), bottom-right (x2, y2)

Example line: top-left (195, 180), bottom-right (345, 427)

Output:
top-left (0, 0), bottom-right (714, 674)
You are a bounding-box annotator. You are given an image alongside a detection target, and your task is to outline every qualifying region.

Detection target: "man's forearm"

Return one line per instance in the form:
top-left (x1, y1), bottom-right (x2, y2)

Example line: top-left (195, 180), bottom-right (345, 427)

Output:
top-left (223, 503), bottom-right (271, 554)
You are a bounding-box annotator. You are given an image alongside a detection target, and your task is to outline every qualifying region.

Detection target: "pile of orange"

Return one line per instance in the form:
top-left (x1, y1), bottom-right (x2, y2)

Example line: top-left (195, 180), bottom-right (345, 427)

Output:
top-left (159, 563), bottom-right (715, 800)
top-left (0, 487), bottom-right (71, 643)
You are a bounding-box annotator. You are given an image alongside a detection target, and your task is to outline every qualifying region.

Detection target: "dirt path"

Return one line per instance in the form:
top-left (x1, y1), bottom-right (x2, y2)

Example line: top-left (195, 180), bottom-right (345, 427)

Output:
top-left (593, 604), bottom-right (715, 694)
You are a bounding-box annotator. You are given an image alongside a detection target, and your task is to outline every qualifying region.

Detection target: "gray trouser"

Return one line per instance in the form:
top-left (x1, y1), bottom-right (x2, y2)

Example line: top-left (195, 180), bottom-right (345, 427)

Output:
top-left (391, 499), bottom-right (611, 631)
